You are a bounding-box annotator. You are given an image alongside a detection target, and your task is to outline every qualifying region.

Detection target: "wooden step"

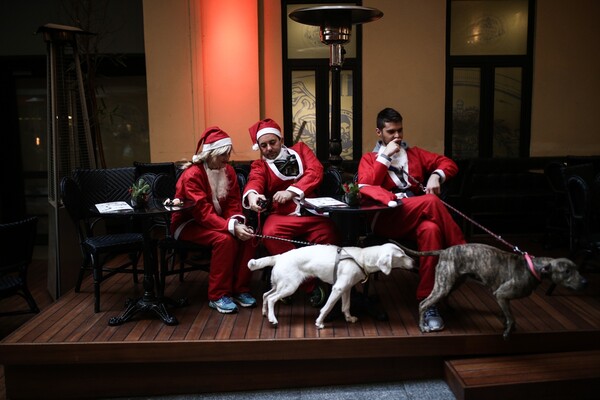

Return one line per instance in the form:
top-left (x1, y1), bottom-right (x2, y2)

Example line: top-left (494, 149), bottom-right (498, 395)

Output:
top-left (444, 350), bottom-right (600, 400)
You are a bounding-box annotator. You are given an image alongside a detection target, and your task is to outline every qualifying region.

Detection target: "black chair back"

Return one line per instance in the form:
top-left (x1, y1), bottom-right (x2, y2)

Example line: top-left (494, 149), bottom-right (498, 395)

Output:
top-left (0, 216), bottom-right (40, 315)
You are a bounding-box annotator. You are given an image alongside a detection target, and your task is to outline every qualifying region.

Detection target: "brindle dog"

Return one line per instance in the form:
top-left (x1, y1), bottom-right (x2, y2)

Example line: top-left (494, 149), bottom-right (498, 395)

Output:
top-left (393, 241), bottom-right (588, 339)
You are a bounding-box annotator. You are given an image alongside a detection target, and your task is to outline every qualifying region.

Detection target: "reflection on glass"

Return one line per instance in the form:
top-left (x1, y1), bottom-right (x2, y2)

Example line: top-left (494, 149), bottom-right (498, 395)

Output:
top-left (330, 70), bottom-right (354, 160)
top-left (96, 76), bottom-right (150, 167)
top-left (451, 0), bottom-right (528, 55)
top-left (493, 67), bottom-right (522, 157)
top-left (287, 4), bottom-right (357, 59)
top-left (452, 68), bottom-right (481, 159)
top-left (17, 78), bottom-right (47, 172)
top-left (291, 70), bottom-right (317, 153)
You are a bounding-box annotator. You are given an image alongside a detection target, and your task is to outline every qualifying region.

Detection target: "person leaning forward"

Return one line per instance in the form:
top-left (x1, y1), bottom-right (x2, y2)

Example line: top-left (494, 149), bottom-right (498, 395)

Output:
top-left (243, 118), bottom-right (341, 307)
top-left (170, 126), bottom-right (257, 314)
top-left (357, 107), bottom-right (466, 332)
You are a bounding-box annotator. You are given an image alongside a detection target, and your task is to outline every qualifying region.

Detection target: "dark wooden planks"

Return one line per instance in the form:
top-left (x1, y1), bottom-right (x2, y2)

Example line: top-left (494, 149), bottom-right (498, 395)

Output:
top-left (444, 350), bottom-right (600, 400)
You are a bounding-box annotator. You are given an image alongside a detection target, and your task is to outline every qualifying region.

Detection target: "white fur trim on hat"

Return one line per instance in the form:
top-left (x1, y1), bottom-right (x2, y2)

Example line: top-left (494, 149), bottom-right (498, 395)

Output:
top-left (256, 127), bottom-right (281, 141)
top-left (202, 137), bottom-right (232, 153)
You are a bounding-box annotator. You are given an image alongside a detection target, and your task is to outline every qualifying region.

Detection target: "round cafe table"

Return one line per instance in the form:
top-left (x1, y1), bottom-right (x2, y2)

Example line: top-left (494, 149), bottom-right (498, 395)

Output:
top-left (93, 198), bottom-right (194, 326)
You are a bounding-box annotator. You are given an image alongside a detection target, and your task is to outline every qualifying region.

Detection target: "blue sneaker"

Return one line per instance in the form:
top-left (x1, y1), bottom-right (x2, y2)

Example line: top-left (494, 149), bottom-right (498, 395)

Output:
top-left (233, 293), bottom-right (257, 308)
top-left (208, 296), bottom-right (238, 314)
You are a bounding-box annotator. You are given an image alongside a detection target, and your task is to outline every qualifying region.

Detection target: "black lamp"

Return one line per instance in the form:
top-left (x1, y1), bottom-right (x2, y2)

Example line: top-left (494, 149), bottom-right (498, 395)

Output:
top-left (289, 5), bottom-right (383, 165)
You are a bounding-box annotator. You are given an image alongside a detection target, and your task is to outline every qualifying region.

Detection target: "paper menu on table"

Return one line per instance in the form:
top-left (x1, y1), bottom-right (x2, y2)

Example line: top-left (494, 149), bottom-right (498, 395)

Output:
top-left (95, 201), bottom-right (134, 213)
top-left (303, 197), bottom-right (349, 210)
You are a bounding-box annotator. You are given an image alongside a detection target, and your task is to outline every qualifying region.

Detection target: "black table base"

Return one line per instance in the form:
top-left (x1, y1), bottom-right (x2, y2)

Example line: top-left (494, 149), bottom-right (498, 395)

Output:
top-left (108, 294), bottom-right (179, 326)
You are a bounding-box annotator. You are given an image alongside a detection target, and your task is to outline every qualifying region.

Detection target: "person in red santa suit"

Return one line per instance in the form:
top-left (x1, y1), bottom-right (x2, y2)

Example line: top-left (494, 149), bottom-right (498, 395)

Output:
top-left (243, 118), bottom-right (340, 307)
top-left (171, 126), bottom-right (256, 314)
top-left (358, 107), bottom-right (466, 332)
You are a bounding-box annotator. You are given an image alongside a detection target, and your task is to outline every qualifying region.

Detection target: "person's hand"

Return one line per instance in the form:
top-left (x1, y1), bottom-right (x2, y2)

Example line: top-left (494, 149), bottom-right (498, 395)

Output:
top-left (425, 174), bottom-right (441, 196)
top-left (383, 138), bottom-right (403, 157)
top-left (273, 190), bottom-right (294, 204)
top-left (234, 223), bottom-right (254, 241)
top-left (248, 192), bottom-right (268, 212)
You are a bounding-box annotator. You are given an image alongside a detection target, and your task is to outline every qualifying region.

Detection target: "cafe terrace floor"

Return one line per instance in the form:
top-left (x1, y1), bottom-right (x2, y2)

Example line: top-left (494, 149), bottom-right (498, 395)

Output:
top-left (1, 236), bottom-right (599, 399)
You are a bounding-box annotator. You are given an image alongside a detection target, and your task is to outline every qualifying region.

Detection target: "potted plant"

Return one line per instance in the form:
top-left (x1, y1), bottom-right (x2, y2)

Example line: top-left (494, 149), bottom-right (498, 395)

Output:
top-left (129, 178), bottom-right (150, 208)
top-left (341, 182), bottom-right (361, 206)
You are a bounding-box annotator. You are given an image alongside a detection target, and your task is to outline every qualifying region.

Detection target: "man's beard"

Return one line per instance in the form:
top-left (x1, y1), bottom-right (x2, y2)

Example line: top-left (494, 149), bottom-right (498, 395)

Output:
top-left (205, 166), bottom-right (230, 213)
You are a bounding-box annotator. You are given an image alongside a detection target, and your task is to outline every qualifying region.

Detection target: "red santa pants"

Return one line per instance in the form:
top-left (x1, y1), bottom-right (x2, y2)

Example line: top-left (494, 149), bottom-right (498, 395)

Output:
top-left (178, 223), bottom-right (256, 301)
top-left (372, 194), bottom-right (465, 300)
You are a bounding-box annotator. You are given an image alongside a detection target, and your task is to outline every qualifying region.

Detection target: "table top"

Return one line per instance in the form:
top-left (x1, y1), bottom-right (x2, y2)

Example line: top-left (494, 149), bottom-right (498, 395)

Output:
top-left (91, 198), bottom-right (194, 217)
top-left (302, 197), bottom-right (397, 215)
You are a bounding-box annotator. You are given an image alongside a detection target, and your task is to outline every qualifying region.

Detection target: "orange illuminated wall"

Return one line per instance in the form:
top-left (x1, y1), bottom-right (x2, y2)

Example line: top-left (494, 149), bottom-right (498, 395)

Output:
top-left (197, 0), bottom-right (259, 160)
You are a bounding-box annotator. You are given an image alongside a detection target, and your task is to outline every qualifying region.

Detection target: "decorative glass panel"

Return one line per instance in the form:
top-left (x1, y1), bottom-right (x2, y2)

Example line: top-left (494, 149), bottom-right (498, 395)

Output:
top-left (291, 70), bottom-right (317, 153)
top-left (452, 67), bottom-right (481, 159)
top-left (287, 4), bottom-right (357, 59)
top-left (451, 0), bottom-right (528, 55)
top-left (493, 67), bottom-right (522, 157)
top-left (330, 69), bottom-right (354, 160)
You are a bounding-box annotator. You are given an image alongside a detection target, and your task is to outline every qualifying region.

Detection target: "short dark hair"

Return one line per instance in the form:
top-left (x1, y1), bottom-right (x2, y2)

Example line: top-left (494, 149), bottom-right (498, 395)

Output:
top-left (376, 108), bottom-right (403, 130)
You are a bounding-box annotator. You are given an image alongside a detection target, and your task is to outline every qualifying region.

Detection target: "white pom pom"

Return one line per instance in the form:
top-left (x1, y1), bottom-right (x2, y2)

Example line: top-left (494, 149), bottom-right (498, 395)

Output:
top-left (388, 200), bottom-right (398, 208)
top-left (252, 143), bottom-right (259, 151)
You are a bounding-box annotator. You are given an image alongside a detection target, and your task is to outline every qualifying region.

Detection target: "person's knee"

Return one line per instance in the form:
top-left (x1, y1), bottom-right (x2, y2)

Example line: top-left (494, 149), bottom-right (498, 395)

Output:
top-left (416, 221), bottom-right (442, 248)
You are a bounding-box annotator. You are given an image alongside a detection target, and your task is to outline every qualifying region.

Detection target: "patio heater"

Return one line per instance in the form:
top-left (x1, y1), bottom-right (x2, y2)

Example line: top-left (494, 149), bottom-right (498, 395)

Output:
top-left (37, 23), bottom-right (96, 299)
top-left (289, 5), bottom-right (383, 166)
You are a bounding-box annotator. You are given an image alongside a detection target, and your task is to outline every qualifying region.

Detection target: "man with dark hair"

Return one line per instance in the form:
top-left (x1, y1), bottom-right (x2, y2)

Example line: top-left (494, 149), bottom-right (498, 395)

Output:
top-left (357, 107), bottom-right (466, 331)
top-left (243, 118), bottom-right (340, 307)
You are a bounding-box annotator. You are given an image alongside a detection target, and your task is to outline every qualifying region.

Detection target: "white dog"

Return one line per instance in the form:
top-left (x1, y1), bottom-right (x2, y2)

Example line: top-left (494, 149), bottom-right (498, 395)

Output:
top-left (247, 243), bottom-right (414, 329)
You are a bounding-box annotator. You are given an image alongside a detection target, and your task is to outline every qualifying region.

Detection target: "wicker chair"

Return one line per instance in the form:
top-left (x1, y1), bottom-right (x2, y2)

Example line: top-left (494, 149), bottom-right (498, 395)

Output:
top-left (0, 216), bottom-right (40, 316)
top-left (60, 172), bottom-right (144, 312)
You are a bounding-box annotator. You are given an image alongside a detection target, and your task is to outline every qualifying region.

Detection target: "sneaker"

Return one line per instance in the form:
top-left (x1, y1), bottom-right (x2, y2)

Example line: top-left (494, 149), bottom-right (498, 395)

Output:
top-left (422, 305), bottom-right (445, 332)
top-left (233, 293), bottom-right (257, 308)
top-left (309, 283), bottom-right (327, 308)
top-left (208, 296), bottom-right (238, 314)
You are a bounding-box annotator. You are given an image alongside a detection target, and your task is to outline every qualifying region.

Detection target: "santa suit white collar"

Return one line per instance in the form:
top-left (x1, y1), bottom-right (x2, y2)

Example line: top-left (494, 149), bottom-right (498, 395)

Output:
top-left (265, 146), bottom-right (304, 181)
top-left (376, 142), bottom-right (410, 190)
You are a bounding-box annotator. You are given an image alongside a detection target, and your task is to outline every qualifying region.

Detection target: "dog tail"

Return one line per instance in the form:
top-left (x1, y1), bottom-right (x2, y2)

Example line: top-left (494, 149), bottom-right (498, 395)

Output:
top-left (248, 255), bottom-right (278, 271)
top-left (389, 240), bottom-right (444, 257)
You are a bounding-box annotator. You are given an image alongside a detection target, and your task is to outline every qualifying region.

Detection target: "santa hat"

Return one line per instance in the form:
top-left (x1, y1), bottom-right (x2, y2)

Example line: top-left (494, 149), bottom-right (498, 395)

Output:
top-left (192, 126), bottom-right (232, 163)
top-left (248, 118), bottom-right (282, 151)
top-left (359, 185), bottom-right (398, 207)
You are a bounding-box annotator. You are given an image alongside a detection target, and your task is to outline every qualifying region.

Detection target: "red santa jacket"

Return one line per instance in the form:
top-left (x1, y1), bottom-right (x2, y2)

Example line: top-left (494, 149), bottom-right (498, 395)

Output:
top-left (358, 145), bottom-right (458, 195)
top-left (170, 163), bottom-right (245, 237)
top-left (243, 142), bottom-right (323, 215)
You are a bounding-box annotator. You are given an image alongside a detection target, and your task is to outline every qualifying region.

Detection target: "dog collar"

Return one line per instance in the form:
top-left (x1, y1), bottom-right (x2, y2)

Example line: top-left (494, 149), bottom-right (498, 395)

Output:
top-left (524, 253), bottom-right (541, 281)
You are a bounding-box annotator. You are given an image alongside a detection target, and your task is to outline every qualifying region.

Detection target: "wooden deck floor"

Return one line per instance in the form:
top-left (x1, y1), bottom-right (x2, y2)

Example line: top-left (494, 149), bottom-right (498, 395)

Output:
top-left (1, 237), bottom-right (599, 399)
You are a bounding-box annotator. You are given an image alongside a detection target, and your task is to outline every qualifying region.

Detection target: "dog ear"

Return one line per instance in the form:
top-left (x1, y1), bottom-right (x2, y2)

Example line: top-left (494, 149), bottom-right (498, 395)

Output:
top-left (540, 264), bottom-right (551, 275)
top-left (378, 252), bottom-right (393, 275)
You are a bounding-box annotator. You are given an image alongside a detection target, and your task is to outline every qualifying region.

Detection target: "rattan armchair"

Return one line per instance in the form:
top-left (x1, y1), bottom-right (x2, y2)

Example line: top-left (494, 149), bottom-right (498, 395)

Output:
top-left (0, 216), bottom-right (40, 316)
top-left (60, 173), bottom-right (144, 312)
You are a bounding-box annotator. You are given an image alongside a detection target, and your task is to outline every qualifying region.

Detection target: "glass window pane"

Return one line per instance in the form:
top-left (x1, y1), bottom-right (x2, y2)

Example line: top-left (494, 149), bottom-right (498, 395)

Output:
top-left (452, 68), bottom-right (481, 159)
top-left (96, 76), bottom-right (150, 167)
top-left (329, 69), bottom-right (354, 160)
top-left (450, 0), bottom-right (528, 56)
top-left (287, 4), bottom-right (357, 59)
top-left (291, 70), bottom-right (317, 153)
top-left (16, 77), bottom-right (47, 172)
top-left (493, 67), bottom-right (522, 157)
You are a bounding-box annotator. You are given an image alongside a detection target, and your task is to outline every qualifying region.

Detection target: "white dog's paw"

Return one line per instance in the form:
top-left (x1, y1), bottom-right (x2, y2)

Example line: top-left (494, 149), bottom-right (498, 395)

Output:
top-left (315, 321), bottom-right (325, 329)
top-left (345, 315), bottom-right (358, 324)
